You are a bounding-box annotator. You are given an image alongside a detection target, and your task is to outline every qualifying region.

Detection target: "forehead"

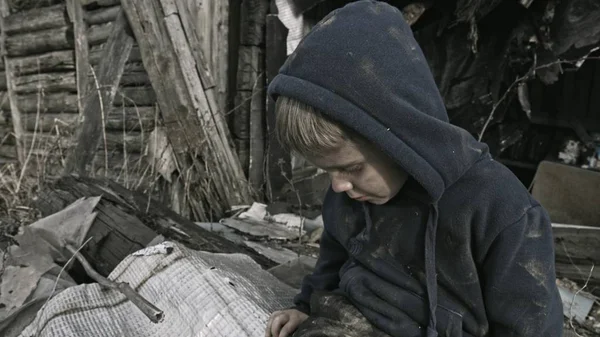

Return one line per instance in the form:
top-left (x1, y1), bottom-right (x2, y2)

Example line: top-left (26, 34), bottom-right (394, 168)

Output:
top-left (307, 140), bottom-right (365, 169)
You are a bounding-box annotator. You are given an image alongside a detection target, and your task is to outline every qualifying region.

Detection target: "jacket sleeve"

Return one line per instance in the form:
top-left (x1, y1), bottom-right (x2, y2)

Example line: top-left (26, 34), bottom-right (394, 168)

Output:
top-left (481, 205), bottom-right (564, 336)
top-left (293, 225), bottom-right (349, 314)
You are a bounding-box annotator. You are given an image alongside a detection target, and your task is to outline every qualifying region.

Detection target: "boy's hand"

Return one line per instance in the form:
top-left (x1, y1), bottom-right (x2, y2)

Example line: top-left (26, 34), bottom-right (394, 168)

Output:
top-left (265, 309), bottom-right (308, 337)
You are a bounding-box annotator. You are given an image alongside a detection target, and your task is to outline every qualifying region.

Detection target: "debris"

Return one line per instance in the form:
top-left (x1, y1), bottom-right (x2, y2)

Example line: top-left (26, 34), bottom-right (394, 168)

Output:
top-left (132, 242), bottom-right (176, 256)
top-left (238, 202), bottom-right (268, 221)
top-left (65, 243), bottom-right (164, 323)
top-left (268, 256), bottom-right (317, 289)
top-left (244, 241), bottom-right (299, 265)
top-left (18, 242), bottom-right (296, 337)
top-left (557, 282), bottom-right (595, 324)
top-left (220, 217), bottom-right (299, 240)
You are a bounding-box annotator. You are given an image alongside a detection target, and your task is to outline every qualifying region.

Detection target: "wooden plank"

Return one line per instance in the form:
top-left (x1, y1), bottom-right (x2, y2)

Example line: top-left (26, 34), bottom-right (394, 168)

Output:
top-left (237, 46), bottom-right (263, 91)
top-left (87, 22), bottom-right (112, 46)
top-left (3, 3), bottom-right (68, 35)
top-left (193, 0), bottom-right (229, 112)
top-left (113, 86), bottom-right (156, 106)
top-left (67, 0), bottom-right (90, 117)
top-left (265, 14), bottom-right (291, 201)
top-left (5, 26), bottom-right (74, 56)
top-left (553, 223), bottom-right (600, 264)
top-left (89, 44), bottom-right (142, 64)
top-left (13, 72), bottom-right (77, 94)
top-left (0, 71), bottom-right (6, 90)
top-left (84, 5), bottom-right (120, 25)
top-left (11, 50), bottom-right (75, 76)
top-left (239, 0), bottom-right (269, 46)
top-left (122, 0), bottom-right (252, 214)
top-left (36, 175), bottom-right (276, 275)
top-left (63, 10), bottom-right (134, 175)
top-left (249, 73), bottom-right (265, 190)
top-left (0, 0), bottom-right (24, 164)
top-left (20, 107), bottom-right (156, 132)
top-left (5, 92), bottom-right (79, 114)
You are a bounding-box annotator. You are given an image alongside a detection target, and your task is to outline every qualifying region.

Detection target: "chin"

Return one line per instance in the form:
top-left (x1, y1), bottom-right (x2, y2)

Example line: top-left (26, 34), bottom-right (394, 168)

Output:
top-left (368, 197), bottom-right (389, 205)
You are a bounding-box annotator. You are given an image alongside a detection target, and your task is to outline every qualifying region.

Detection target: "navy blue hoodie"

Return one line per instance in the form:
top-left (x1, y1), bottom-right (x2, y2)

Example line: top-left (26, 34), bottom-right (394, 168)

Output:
top-left (267, 1), bottom-right (564, 336)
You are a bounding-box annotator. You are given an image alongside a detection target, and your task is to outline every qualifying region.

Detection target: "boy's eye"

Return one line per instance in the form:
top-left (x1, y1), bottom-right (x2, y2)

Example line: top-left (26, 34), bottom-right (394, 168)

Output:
top-left (344, 165), bottom-right (363, 173)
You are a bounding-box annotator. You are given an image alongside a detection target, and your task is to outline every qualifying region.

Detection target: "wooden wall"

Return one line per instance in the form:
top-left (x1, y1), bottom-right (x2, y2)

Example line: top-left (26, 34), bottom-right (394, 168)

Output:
top-left (0, 0), bottom-right (158, 183)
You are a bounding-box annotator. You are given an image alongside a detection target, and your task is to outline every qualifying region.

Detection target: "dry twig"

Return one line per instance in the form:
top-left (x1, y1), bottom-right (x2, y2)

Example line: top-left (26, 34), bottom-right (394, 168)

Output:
top-left (65, 243), bottom-right (165, 323)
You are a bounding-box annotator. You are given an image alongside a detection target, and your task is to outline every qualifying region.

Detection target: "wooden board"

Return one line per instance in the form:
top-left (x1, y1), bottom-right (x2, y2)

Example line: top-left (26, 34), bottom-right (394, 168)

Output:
top-left (63, 10), bottom-right (134, 175)
top-left (532, 161), bottom-right (600, 226)
top-left (35, 175), bottom-right (276, 276)
top-left (265, 14), bottom-right (291, 201)
top-left (121, 0), bottom-right (253, 216)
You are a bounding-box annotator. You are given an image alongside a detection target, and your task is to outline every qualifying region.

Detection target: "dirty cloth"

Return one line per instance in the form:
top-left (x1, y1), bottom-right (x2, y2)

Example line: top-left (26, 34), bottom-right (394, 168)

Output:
top-left (294, 292), bottom-right (389, 337)
top-left (18, 242), bottom-right (296, 337)
top-left (268, 0), bottom-right (563, 336)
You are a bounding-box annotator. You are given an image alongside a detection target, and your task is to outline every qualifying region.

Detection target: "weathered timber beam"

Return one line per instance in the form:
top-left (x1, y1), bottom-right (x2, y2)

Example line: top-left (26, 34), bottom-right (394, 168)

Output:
top-left (35, 175), bottom-right (275, 276)
top-left (0, 0), bottom-right (24, 163)
top-left (265, 14), bottom-right (291, 201)
top-left (63, 10), bottom-right (134, 175)
top-left (87, 22), bottom-right (112, 46)
top-left (90, 44), bottom-right (142, 64)
top-left (67, 0), bottom-right (90, 115)
top-left (11, 50), bottom-right (75, 76)
top-left (122, 0), bottom-right (252, 213)
top-left (4, 131), bottom-right (144, 154)
top-left (19, 107), bottom-right (156, 132)
top-left (3, 3), bottom-right (68, 35)
top-left (84, 5), bottom-right (120, 26)
top-left (13, 72), bottom-right (76, 94)
top-left (5, 26), bottom-right (74, 56)
top-left (0, 71), bottom-right (6, 90)
top-left (3, 87), bottom-right (156, 114)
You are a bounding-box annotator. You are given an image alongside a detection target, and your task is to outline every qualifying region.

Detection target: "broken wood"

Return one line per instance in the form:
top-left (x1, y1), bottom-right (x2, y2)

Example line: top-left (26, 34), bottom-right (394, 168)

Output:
top-left (195, 0), bottom-right (229, 113)
top-left (66, 243), bottom-right (165, 323)
top-left (0, 0), bottom-right (24, 164)
top-left (122, 0), bottom-right (253, 216)
top-left (3, 3), bottom-right (67, 35)
top-left (5, 26), bottom-right (73, 56)
top-left (265, 14), bottom-right (291, 201)
top-left (63, 10), bottom-right (134, 175)
top-left (67, 0), bottom-right (90, 116)
top-left (35, 175), bottom-right (275, 276)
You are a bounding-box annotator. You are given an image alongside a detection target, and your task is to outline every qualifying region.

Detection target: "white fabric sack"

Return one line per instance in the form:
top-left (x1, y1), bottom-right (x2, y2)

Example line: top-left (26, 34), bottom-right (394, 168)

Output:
top-left (19, 242), bottom-right (296, 337)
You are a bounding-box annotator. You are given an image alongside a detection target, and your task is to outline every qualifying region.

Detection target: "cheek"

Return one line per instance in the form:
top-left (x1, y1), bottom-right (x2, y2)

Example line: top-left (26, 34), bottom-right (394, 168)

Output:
top-left (356, 170), bottom-right (390, 195)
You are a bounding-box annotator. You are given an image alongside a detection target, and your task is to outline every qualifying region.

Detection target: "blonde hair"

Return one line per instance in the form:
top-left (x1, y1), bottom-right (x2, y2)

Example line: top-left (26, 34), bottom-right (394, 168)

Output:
top-left (275, 96), bottom-right (351, 157)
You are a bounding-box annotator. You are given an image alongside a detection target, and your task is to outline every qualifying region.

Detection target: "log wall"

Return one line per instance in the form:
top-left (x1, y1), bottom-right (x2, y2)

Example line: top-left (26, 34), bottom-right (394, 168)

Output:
top-left (0, 1), bottom-right (158, 183)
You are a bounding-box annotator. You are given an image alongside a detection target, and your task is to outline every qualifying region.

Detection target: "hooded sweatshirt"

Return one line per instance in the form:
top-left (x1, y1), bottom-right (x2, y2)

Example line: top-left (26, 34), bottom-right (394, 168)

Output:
top-left (267, 1), bottom-right (564, 336)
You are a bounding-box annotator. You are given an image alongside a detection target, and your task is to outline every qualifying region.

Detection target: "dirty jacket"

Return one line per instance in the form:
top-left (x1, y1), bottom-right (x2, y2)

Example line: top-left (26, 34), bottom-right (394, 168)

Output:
top-left (267, 1), bottom-right (564, 336)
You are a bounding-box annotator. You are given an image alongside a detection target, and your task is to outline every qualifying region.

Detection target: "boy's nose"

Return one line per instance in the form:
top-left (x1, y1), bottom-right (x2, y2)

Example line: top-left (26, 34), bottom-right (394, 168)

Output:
top-left (331, 177), bottom-right (353, 193)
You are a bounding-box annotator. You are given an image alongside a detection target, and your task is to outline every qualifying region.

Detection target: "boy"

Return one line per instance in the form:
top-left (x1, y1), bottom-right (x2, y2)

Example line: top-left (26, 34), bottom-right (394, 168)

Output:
top-left (265, 1), bottom-right (563, 336)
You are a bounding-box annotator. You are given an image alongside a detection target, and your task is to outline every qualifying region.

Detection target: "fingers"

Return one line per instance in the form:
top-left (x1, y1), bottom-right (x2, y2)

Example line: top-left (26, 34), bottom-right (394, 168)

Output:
top-left (265, 311), bottom-right (278, 337)
top-left (279, 323), bottom-right (296, 337)
top-left (270, 313), bottom-right (289, 337)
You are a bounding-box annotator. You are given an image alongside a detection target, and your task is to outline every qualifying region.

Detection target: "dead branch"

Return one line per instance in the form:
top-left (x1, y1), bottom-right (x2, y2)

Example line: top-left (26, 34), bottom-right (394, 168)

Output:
top-left (65, 244), bottom-right (164, 324)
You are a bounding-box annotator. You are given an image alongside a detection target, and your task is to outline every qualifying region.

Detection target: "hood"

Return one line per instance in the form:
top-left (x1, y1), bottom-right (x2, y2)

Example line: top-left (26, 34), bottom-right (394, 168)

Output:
top-left (267, 0), bottom-right (488, 203)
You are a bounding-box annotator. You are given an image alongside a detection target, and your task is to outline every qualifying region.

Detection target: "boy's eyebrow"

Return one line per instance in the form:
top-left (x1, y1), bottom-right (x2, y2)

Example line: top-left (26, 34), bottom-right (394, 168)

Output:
top-left (320, 160), bottom-right (363, 171)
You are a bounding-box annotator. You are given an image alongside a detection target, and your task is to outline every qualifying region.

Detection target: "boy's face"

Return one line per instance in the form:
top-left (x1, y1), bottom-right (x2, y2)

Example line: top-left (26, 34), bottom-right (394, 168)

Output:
top-left (307, 140), bottom-right (408, 205)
